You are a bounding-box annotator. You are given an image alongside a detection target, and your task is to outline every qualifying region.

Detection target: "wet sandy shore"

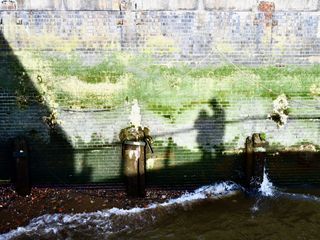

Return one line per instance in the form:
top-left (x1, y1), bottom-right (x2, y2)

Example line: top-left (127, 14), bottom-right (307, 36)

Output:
top-left (0, 185), bottom-right (185, 234)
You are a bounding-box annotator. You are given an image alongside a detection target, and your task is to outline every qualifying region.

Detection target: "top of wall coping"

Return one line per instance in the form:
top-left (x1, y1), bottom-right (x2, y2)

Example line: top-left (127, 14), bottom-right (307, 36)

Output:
top-left (0, 0), bottom-right (319, 11)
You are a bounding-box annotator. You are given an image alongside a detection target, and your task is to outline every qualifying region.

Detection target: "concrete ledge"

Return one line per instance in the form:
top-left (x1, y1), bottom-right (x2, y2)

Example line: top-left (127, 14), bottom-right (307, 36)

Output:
top-left (204, 0), bottom-right (319, 11)
top-left (129, 0), bottom-right (167, 10)
top-left (132, 0), bottom-right (198, 10)
top-left (168, 0), bottom-right (198, 10)
top-left (63, 0), bottom-right (118, 11)
top-left (272, 0), bottom-right (319, 11)
top-left (4, 0), bottom-right (320, 11)
top-left (12, 0), bottom-right (119, 10)
top-left (15, 0), bottom-right (62, 10)
top-left (14, 0), bottom-right (196, 11)
top-left (65, 0), bottom-right (197, 11)
top-left (204, 0), bottom-right (256, 11)
top-left (0, 0), bottom-right (17, 10)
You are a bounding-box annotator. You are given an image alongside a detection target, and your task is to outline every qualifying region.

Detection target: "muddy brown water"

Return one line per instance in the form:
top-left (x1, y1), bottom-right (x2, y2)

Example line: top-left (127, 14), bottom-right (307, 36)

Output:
top-left (115, 193), bottom-right (320, 240)
top-left (2, 180), bottom-right (320, 240)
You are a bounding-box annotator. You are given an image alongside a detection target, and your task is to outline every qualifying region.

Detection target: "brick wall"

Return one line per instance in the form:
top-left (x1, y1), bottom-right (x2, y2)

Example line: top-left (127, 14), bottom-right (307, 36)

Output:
top-left (1, 9), bottom-right (320, 65)
top-left (0, 0), bottom-right (319, 186)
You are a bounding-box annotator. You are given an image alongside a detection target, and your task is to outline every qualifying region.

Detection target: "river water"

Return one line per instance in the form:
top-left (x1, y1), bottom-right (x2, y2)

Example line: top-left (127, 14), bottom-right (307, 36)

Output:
top-left (2, 171), bottom-right (320, 240)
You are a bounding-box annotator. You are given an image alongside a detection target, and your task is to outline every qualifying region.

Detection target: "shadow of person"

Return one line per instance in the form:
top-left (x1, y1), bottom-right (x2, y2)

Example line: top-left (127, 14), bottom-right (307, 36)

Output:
top-left (194, 99), bottom-right (226, 175)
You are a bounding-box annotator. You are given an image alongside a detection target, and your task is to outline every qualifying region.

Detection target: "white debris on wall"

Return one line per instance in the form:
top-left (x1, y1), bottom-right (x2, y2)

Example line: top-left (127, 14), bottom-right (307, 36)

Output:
top-left (129, 99), bottom-right (142, 129)
top-left (268, 94), bottom-right (289, 128)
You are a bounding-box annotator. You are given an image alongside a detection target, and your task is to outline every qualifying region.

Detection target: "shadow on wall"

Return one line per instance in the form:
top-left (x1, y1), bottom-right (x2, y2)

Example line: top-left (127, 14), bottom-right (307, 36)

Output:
top-left (146, 98), bottom-right (320, 187)
top-left (0, 31), bottom-right (92, 184)
top-left (146, 98), bottom-right (245, 187)
top-left (1, 29), bottom-right (235, 187)
top-left (267, 150), bottom-right (320, 186)
top-left (194, 99), bottom-right (225, 164)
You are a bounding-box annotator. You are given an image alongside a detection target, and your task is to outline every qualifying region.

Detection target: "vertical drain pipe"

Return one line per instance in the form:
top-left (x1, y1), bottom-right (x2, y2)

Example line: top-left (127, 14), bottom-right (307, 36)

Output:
top-left (245, 133), bottom-right (267, 190)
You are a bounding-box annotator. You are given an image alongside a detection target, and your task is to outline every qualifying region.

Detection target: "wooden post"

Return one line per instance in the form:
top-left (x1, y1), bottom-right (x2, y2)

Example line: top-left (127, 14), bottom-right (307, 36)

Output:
top-left (12, 137), bottom-right (31, 196)
top-left (245, 136), bottom-right (254, 188)
top-left (245, 133), bottom-right (267, 190)
top-left (138, 143), bottom-right (146, 197)
top-left (123, 141), bottom-right (146, 197)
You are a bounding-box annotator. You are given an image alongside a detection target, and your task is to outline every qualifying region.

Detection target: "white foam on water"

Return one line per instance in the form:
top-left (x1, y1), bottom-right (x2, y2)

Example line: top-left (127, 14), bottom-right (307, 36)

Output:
top-left (1, 182), bottom-right (240, 240)
top-left (279, 191), bottom-right (320, 203)
top-left (161, 181), bottom-right (240, 206)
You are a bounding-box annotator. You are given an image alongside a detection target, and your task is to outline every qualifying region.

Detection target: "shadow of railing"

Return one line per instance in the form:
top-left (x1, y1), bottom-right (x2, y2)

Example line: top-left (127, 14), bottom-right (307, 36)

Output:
top-left (142, 98), bottom-right (242, 187)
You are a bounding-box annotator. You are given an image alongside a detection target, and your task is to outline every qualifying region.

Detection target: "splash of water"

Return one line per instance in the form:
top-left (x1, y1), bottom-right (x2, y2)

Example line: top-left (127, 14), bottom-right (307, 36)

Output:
top-left (129, 99), bottom-right (141, 129)
top-left (250, 167), bottom-right (275, 213)
top-left (1, 182), bottom-right (241, 239)
top-left (258, 167), bottom-right (275, 197)
top-left (250, 198), bottom-right (261, 213)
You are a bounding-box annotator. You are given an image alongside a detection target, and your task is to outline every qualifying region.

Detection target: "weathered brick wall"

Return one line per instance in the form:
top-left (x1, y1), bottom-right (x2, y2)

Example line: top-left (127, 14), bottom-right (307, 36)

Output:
top-left (0, 0), bottom-right (320, 186)
top-left (2, 8), bottom-right (320, 65)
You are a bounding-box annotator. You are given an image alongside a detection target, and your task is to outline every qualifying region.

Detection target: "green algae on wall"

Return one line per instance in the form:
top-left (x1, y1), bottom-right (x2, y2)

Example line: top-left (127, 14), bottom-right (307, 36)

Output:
top-left (1, 51), bottom-right (320, 184)
top-left (12, 52), bottom-right (320, 116)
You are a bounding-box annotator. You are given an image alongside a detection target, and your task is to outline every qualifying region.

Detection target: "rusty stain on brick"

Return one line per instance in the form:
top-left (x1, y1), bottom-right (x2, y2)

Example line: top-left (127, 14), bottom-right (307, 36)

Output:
top-left (258, 1), bottom-right (275, 13)
top-left (257, 1), bottom-right (276, 27)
